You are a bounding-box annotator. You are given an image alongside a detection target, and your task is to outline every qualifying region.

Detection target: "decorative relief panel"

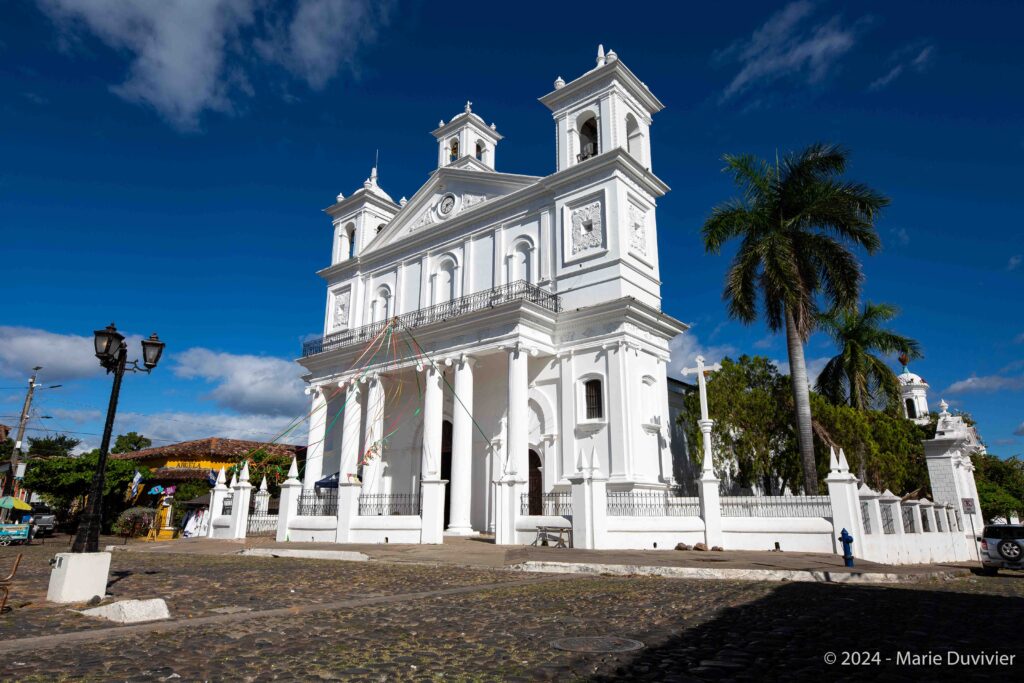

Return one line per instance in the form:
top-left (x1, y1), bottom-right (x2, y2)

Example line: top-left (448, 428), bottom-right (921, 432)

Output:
top-left (571, 201), bottom-right (604, 254)
top-left (332, 290), bottom-right (351, 331)
top-left (462, 193), bottom-right (487, 210)
top-left (628, 203), bottom-right (647, 256)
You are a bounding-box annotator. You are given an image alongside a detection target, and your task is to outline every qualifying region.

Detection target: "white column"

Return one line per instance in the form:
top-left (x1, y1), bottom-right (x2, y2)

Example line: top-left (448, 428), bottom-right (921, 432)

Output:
top-left (229, 462), bottom-right (253, 540)
top-left (207, 467), bottom-right (228, 539)
top-left (303, 387), bottom-right (328, 488)
top-left (276, 458), bottom-right (301, 542)
top-left (507, 345), bottom-right (529, 478)
top-left (698, 419), bottom-right (722, 549)
top-left (339, 381), bottom-right (363, 480)
top-left (447, 355), bottom-right (474, 535)
top-left (361, 375), bottom-right (385, 495)
top-left (605, 342), bottom-right (629, 480)
top-left (421, 364), bottom-right (443, 479)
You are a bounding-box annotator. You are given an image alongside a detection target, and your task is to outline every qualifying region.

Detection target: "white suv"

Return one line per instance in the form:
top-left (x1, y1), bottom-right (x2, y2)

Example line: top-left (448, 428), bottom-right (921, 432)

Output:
top-left (978, 524), bottom-right (1024, 575)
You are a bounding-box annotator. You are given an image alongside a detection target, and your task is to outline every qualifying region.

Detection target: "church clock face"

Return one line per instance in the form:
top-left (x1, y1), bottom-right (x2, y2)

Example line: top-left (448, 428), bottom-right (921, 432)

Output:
top-left (438, 193), bottom-right (456, 216)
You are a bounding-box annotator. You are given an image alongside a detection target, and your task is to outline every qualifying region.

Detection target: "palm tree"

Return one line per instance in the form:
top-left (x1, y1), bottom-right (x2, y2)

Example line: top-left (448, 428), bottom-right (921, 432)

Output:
top-left (702, 143), bottom-right (889, 493)
top-left (816, 301), bottom-right (922, 411)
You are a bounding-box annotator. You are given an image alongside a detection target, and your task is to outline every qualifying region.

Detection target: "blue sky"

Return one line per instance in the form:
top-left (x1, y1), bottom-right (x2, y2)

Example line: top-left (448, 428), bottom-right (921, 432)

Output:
top-left (1, 1), bottom-right (1022, 455)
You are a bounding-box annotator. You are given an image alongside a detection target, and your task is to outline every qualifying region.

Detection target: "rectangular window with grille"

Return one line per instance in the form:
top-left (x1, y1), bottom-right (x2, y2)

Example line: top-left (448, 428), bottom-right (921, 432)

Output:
top-left (584, 379), bottom-right (603, 420)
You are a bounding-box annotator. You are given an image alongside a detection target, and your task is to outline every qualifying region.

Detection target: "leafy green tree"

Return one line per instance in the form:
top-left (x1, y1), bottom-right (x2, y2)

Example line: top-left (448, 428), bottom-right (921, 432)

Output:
top-left (227, 448), bottom-right (294, 496)
top-left (678, 356), bottom-right (799, 493)
top-left (22, 453), bottom-right (148, 531)
top-left (27, 434), bottom-right (81, 458)
top-left (111, 432), bottom-right (152, 454)
top-left (702, 143), bottom-right (889, 492)
top-left (816, 302), bottom-right (921, 411)
top-left (973, 454), bottom-right (1024, 522)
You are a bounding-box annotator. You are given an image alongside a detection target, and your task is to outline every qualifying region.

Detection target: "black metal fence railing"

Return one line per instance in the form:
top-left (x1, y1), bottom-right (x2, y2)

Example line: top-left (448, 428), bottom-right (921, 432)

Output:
top-left (297, 489), bottom-right (338, 516)
top-left (901, 505), bottom-right (915, 533)
top-left (358, 493), bottom-right (420, 516)
top-left (861, 501), bottom-right (872, 534)
top-left (520, 492), bottom-right (573, 516)
top-left (303, 280), bottom-right (561, 357)
top-left (881, 503), bottom-right (896, 534)
top-left (935, 509), bottom-right (945, 532)
top-left (221, 493), bottom-right (234, 516)
top-left (606, 491), bottom-right (700, 517)
top-left (955, 509), bottom-right (963, 532)
top-left (720, 495), bottom-right (833, 519)
top-left (920, 509), bottom-right (931, 532)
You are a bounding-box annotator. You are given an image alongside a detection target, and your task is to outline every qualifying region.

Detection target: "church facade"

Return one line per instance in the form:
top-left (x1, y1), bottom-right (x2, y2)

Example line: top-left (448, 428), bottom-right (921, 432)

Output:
top-left (297, 47), bottom-right (687, 542)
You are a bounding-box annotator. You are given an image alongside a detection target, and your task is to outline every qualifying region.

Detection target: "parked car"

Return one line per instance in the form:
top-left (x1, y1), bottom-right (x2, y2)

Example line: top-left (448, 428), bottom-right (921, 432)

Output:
top-left (29, 503), bottom-right (56, 537)
top-left (978, 524), bottom-right (1024, 575)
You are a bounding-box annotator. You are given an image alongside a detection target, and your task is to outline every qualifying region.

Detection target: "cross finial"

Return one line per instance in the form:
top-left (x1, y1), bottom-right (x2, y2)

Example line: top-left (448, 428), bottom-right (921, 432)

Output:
top-left (464, 100), bottom-right (472, 114)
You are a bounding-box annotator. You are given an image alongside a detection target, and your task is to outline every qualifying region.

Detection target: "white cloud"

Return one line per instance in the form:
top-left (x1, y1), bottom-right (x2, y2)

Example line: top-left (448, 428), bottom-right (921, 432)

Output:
top-left (945, 374), bottom-right (1024, 394)
top-left (774, 355), bottom-right (830, 387)
top-left (889, 226), bottom-right (910, 246)
top-left (37, 0), bottom-right (385, 130)
top-left (256, 0), bottom-right (386, 90)
top-left (173, 347), bottom-right (307, 417)
top-left (1008, 254), bottom-right (1022, 271)
top-left (753, 335), bottom-right (776, 350)
top-left (1015, 422), bottom-right (1024, 437)
top-left (48, 407), bottom-right (102, 423)
top-left (869, 42), bottom-right (934, 91)
top-left (116, 409), bottom-right (306, 446)
top-left (668, 332), bottom-right (738, 381)
top-left (0, 326), bottom-right (103, 382)
top-left (715, 1), bottom-right (863, 101)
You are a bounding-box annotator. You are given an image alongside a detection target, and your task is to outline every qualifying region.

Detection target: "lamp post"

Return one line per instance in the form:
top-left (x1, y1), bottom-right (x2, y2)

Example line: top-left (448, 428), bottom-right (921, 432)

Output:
top-left (70, 323), bottom-right (164, 553)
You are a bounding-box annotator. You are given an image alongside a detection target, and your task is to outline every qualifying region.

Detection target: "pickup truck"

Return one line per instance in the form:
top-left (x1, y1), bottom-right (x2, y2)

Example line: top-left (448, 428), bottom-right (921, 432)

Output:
top-left (30, 504), bottom-right (56, 537)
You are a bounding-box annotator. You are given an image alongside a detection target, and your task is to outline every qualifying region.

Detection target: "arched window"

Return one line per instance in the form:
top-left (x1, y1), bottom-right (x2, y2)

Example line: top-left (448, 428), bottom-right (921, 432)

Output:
top-left (625, 113), bottom-right (643, 162)
top-left (342, 222), bottom-right (357, 261)
top-left (905, 398), bottom-right (917, 419)
top-left (449, 138), bottom-right (459, 163)
top-left (373, 285), bottom-right (392, 322)
top-left (584, 379), bottom-right (603, 419)
top-left (577, 115), bottom-right (598, 162)
top-left (434, 258), bottom-right (456, 304)
top-left (509, 240), bottom-right (533, 284)
top-left (475, 141), bottom-right (485, 162)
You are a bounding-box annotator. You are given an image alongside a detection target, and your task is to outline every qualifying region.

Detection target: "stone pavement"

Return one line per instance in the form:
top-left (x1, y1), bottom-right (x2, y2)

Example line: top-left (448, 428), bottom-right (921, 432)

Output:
top-left (1, 537), bottom-right (1020, 681)
top-left (117, 534), bottom-right (970, 577)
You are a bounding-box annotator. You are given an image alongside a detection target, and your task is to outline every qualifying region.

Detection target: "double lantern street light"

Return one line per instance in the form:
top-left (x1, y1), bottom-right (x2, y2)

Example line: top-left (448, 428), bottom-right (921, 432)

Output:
top-left (70, 324), bottom-right (165, 554)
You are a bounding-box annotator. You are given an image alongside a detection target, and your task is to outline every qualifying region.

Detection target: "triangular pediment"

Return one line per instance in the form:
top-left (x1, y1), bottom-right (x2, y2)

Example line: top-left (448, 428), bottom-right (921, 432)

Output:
top-left (363, 166), bottom-right (540, 255)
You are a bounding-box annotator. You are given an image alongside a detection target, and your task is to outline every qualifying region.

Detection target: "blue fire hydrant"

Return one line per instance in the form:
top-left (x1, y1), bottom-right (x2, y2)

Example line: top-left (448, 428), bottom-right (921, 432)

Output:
top-left (839, 528), bottom-right (855, 567)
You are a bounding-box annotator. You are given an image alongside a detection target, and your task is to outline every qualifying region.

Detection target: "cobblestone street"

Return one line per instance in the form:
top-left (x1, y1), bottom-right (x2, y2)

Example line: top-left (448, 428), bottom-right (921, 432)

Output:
top-left (1, 541), bottom-right (1021, 681)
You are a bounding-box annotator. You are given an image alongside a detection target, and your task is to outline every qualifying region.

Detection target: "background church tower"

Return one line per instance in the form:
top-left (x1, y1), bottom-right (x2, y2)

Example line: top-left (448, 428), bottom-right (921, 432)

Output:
top-left (897, 352), bottom-right (930, 425)
top-left (431, 101), bottom-right (502, 170)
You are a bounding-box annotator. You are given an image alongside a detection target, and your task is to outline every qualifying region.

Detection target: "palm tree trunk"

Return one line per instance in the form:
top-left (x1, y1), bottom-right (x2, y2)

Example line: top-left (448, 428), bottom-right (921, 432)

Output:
top-left (785, 306), bottom-right (819, 493)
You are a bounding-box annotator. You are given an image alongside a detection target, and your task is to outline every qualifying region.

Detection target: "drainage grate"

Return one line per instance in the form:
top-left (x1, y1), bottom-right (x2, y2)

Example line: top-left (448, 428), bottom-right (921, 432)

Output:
top-left (551, 636), bottom-right (645, 653)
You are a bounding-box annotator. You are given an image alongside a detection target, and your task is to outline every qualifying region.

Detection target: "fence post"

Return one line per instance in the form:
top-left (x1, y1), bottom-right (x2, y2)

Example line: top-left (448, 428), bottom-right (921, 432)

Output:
top-left (826, 448), bottom-right (863, 555)
top-left (276, 457), bottom-right (301, 542)
top-left (254, 477), bottom-right (270, 514)
top-left (697, 420), bottom-right (722, 548)
top-left (230, 462), bottom-right (253, 540)
top-left (335, 481), bottom-right (361, 543)
top-left (568, 448), bottom-right (607, 549)
top-left (207, 467), bottom-right (227, 538)
top-left (420, 479), bottom-right (449, 544)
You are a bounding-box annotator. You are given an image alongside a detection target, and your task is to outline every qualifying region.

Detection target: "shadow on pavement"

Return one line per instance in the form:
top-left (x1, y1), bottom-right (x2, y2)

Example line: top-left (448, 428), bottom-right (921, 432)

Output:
top-left (589, 581), bottom-right (1024, 681)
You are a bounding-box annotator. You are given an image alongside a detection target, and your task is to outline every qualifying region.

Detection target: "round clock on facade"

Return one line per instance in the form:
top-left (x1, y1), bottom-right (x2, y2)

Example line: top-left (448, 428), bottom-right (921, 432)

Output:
top-left (438, 193), bottom-right (456, 216)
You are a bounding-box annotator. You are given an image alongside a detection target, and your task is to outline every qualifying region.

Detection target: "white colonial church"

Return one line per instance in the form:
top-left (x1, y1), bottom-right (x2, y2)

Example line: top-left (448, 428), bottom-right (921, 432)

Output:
top-left (296, 47), bottom-right (687, 542)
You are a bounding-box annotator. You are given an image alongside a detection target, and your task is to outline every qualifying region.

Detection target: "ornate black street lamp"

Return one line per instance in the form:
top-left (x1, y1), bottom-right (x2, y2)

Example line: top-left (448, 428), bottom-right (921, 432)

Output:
top-left (71, 324), bottom-right (165, 553)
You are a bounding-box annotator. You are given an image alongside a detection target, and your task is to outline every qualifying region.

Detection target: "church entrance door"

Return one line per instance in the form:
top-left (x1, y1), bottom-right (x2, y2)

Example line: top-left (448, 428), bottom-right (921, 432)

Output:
top-left (528, 450), bottom-right (542, 515)
top-left (441, 420), bottom-right (453, 528)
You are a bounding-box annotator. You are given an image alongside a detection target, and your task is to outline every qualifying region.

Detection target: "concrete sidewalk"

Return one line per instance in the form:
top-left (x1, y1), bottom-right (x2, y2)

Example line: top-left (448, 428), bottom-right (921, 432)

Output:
top-left (111, 535), bottom-right (974, 582)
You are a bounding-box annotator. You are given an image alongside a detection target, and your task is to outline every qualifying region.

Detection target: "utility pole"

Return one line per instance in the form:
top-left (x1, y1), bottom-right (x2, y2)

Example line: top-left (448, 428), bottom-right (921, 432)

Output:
top-left (3, 367), bottom-right (40, 498)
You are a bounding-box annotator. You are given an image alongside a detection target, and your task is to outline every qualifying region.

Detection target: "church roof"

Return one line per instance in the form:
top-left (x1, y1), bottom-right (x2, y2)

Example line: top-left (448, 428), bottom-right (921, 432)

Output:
top-left (112, 437), bottom-right (304, 462)
top-left (897, 369), bottom-right (927, 386)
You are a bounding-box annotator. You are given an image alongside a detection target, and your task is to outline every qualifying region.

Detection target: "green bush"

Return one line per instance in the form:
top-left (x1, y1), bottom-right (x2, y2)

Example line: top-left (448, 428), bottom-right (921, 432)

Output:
top-left (112, 506), bottom-right (157, 536)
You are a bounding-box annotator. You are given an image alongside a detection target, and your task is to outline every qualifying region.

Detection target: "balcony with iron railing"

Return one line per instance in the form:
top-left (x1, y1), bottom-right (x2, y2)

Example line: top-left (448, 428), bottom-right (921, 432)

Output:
top-left (302, 280), bottom-right (561, 357)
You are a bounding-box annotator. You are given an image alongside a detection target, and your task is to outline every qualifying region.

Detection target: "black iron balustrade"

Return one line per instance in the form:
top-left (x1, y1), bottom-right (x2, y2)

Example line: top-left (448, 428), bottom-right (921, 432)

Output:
top-left (901, 505), bottom-right (915, 533)
top-left (720, 495), bottom-right (833, 519)
top-left (881, 503), bottom-right (896, 534)
top-left (861, 501), bottom-right (872, 533)
top-left (358, 493), bottom-right (420, 516)
top-left (606, 491), bottom-right (701, 517)
top-left (520, 492), bottom-right (573, 516)
top-left (303, 280), bottom-right (561, 357)
top-left (297, 489), bottom-right (338, 516)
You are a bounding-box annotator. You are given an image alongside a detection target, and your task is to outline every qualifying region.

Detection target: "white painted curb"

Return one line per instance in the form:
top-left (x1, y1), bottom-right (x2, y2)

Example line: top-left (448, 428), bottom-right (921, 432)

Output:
top-left (511, 561), bottom-right (967, 584)
top-left (239, 548), bottom-right (369, 562)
